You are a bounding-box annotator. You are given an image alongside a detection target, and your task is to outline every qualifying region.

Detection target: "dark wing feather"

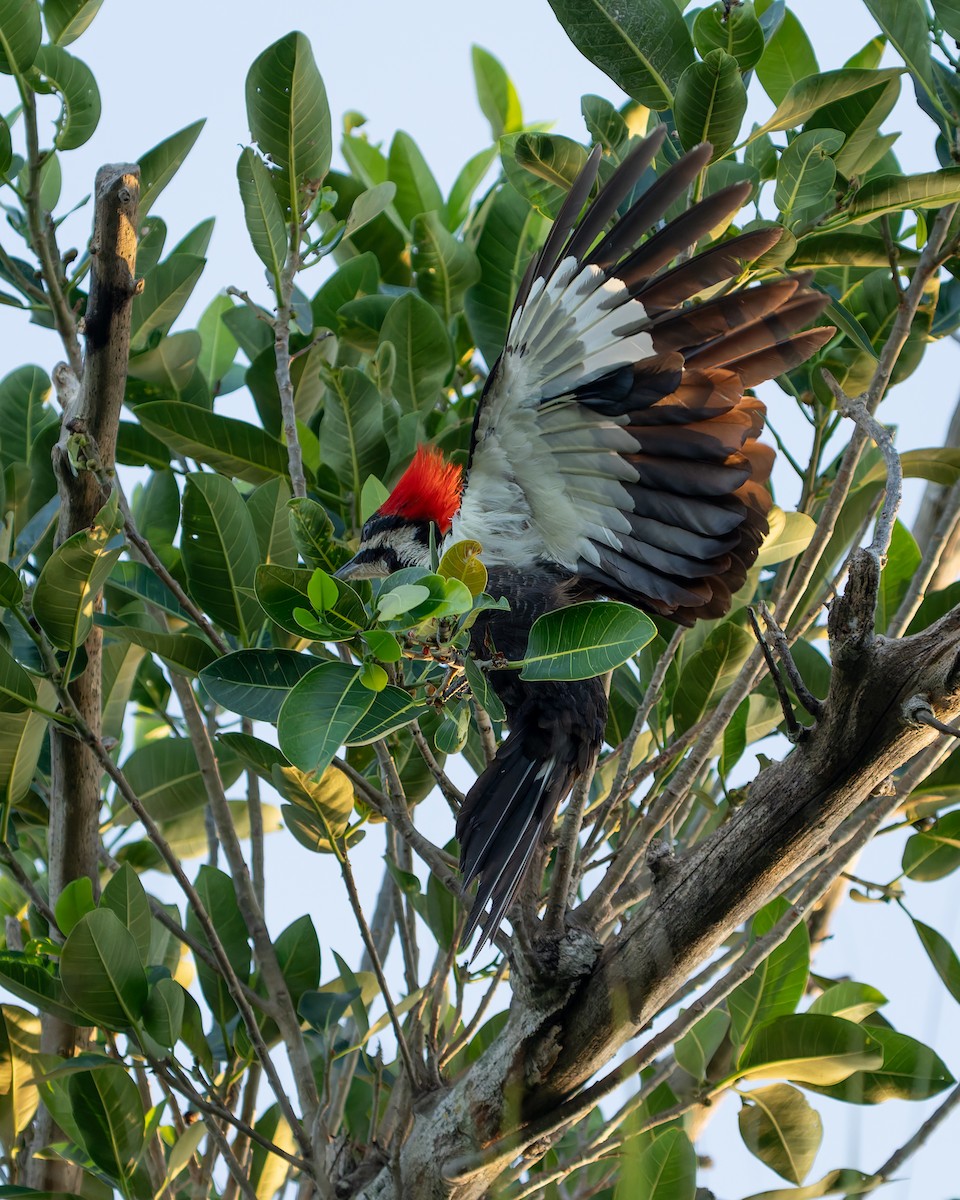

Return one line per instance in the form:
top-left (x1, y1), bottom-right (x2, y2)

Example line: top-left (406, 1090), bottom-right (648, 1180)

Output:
top-left (454, 128), bottom-right (834, 625)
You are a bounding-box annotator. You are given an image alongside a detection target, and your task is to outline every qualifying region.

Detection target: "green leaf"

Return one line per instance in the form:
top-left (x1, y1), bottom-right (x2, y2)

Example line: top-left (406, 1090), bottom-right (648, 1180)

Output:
top-left (674, 1008), bottom-right (730, 1080)
top-left (911, 917), bottom-right (960, 1005)
top-left (69, 1065), bottom-right (144, 1185)
top-left (0, 365), bottom-right (56, 471)
top-left (287, 497), bottom-right (340, 571)
top-left (33, 493), bottom-right (122, 650)
top-left (43, 0), bottom-right (104, 44)
top-left (0, 564), bottom-right (23, 609)
top-left (753, 68), bottom-right (903, 138)
top-left (412, 211), bottom-right (481, 322)
top-left (741, 1169), bottom-right (879, 1200)
top-left (582, 93), bottom-right (629, 155)
top-left (693, 2), bottom-right (765, 71)
top-left (278, 662), bottom-right (375, 777)
top-left (344, 181), bottom-right (397, 239)
top-left (516, 601), bottom-right (656, 681)
top-left (320, 368), bottom-right (389, 506)
top-left (0, 1006), bottom-right (40, 1158)
top-left (201, 649), bottom-right (319, 723)
top-left (674, 619), bottom-right (755, 732)
top-left (806, 1025), bottom-right (954, 1103)
top-left (130, 254), bottom-right (206, 350)
top-left (791, 231), bottom-right (920, 268)
top-left (276, 761), bottom-right (355, 853)
top-left (472, 44), bottom-right (522, 139)
top-left (774, 129), bottom-right (843, 225)
top-left (186, 865), bottom-right (250, 1026)
top-left (99, 864), bottom-right (152, 967)
top-left (844, 168), bottom-right (960, 223)
top-left (0, 953), bottom-right (87, 1025)
top-left (237, 147), bottom-right (287, 293)
top-left (808, 981), bottom-right (887, 1023)
top-left (902, 810), bottom-right (960, 880)
top-left (388, 130), bottom-right (443, 228)
top-left (379, 292), bottom-right (452, 413)
top-left (116, 734), bottom-right (242, 825)
top-left (60, 909), bottom-right (149, 1029)
top-left (739, 1084), bottom-right (822, 1185)
top-left (54, 877), bottom-right (94, 937)
top-left (0, 644), bottom-right (36, 712)
top-left (246, 31), bottom-right (332, 215)
top-left (755, 509), bottom-right (816, 567)
top-left (614, 1126), bottom-right (696, 1200)
top-left (197, 293), bottom-right (239, 392)
top-left (142, 976), bottom-right (184, 1047)
top-left (181, 472), bottom-right (262, 641)
top-left (729, 899), bottom-right (810, 1047)
top-left (876, 520), bottom-right (921, 632)
top-left (137, 119), bottom-right (206, 216)
top-left (736, 1014), bottom-right (883, 1085)
top-left (128, 330), bottom-right (201, 395)
top-left (0, 0), bottom-right (41, 75)
top-left (346, 685), bottom-right (428, 745)
top-left (446, 146), bottom-right (497, 229)
top-left (136, 402), bottom-right (290, 485)
top-left (755, 8), bottom-right (818, 107)
top-left (809, 75), bottom-right (901, 180)
top-left (674, 49), bottom-right (747, 158)
top-left (546, 0), bottom-right (695, 110)
top-left (30, 44), bottom-right (99, 149)
top-left (465, 182), bottom-right (545, 365)
top-left (273, 915), bottom-right (321, 1009)
top-left (501, 132), bottom-right (591, 218)
top-left (934, 0), bottom-right (960, 39)
top-left (862, 0), bottom-right (937, 110)
top-left (99, 615), bottom-right (217, 677)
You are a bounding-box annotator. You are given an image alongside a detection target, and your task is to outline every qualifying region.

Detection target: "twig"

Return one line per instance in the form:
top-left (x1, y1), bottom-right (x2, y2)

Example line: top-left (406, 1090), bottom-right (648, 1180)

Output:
top-left (411, 721), bottom-right (464, 809)
top-left (821, 370), bottom-right (903, 566)
top-left (747, 607), bottom-right (803, 742)
top-left (903, 695), bottom-right (960, 739)
top-left (471, 698), bottom-right (498, 765)
top-left (757, 601), bottom-right (824, 719)
top-left (340, 850), bottom-right (420, 1088)
top-left (0, 845), bottom-right (60, 930)
top-left (242, 716), bottom-right (265, 909)
top-left (276, 244), bottom-right (307, 498)
top-left (168, 674), bottom-right (320, 1141)
top-left (440, 959), bottom-right (509, 1067)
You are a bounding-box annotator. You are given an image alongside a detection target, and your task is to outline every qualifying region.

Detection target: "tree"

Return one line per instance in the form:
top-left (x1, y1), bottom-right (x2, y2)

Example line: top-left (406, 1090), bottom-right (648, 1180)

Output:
top-left (0, 0), bottom-right (959, 1196)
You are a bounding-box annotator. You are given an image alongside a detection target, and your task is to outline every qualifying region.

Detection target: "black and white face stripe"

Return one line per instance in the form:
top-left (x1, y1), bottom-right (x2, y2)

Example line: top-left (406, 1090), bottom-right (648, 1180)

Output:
top-left (336, 516), bottom-right (434, 580)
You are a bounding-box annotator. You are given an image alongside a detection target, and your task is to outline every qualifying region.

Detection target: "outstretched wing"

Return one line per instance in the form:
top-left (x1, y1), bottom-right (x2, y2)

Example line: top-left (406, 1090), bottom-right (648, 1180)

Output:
top-left (450, 129), bottom-right (833, 623)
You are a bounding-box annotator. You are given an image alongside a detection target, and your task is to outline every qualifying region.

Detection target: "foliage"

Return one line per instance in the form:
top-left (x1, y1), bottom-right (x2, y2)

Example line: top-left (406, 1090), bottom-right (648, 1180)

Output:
top-left (0, 0), bottom-right (957, 1197)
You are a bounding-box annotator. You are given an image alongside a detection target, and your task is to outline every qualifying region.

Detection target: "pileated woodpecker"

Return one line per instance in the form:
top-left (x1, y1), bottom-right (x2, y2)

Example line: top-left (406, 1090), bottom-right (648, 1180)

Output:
top-left (337, 129), bottom-right (833, 951)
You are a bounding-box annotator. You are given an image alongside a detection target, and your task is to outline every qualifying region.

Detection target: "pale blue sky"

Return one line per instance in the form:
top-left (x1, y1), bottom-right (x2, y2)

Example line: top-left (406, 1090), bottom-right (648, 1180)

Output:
top-left (1, 2), bottom-right (959, 1196)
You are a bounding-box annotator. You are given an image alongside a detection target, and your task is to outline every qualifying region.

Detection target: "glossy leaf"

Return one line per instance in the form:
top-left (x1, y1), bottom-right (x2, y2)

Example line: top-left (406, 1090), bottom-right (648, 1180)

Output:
top-left (246, 31), bottom-right (331, 214)
top-left (808, 981), bottom-right (887, 1023)
top-left (547, 0), bottom-right (694, 110)
top-left (902, 810), bottom-right (960, 881)
top-left (729, 899), bottom-right (810, 1047)
top-left (806, 1025), bottom-right (954, 1103)
top-left (54, 877), bottom-right (94, 937)
top-left (99, 864), bottom-right (152, 967)
top-left (693, 2), bottom-right (765, 71)
top-left (674, 50), bottom-right (747, 157)
top-left (59, 909), bottom-right (149, 1029)
top-left (517, 602), bottom-right (657, 681)
top-left (845, 168), bottom-right (960, 223)
top-left (736, 1014), bottom-right (883, 1084)
top-left (136, 401), bottom-right (289, 484)
top-left (0, 365), bottom-right (56, 471)
top-left (69, 1065), bottom-right (144, 1185)
top-left (754, 68), bottom-right (903, 138)
top-left (674, 620), bottom-right (755, 732)
top-left (741, 1170), bottom-right (879, 1200)
top-left (0, 0), bottom-right (41, 74)
top-left (201, 649), bottom-right (319, 723)
top-left (33, 492), bottom-right (122, 650)
top-left (388, 130), bottom-right (443, 228)
top-left (0, 953), bottom-right (87, 1025)
top-left (501, 131), bottom-right (591, 218)
top-left (44, 0), bottom-right (104, 44)
top-left (379, 292), bottom-right (452, 412)
top-left (675, 1008), bottom-right (730, 1080)
top-left (0, 1005), bottom-right (40, 1156)
top-left (472, 44), bottom-right (522, 140)
top-left (278, 662), bottom-right (375, 776)
top-left (346, 685), bottom-right (428, 745)
top-left (411, 211), bottom-right (481, 322)
top-left (756, 8), bottom-right (818, 106)
top-left (181, 472), bottom-right (262, 641)
top-left (130, 254), bottom-right (205, 350)
top-left (237, 146), bottom-right (287, 292)
top-left (614, 1126), bottom-right (696, 1200)
top-left (320, 367), bottom-right (389, 504)
top-left (117, 735), bottom-right (242, 824)
top-left (862, 0), bottom-right (936, 107)
top-left (30, 44), bottom-right (99, 149)
top-left (142, 977), bottom-right (184, 1047)
top-left (186, 865), bottom-right (250, 1025)
top-left (774, 129), bottom-right (843, 224)
top-left (739, 1084), bottom-right (822, 1185)
top-left (911, 917), bottom-right (960, 1005)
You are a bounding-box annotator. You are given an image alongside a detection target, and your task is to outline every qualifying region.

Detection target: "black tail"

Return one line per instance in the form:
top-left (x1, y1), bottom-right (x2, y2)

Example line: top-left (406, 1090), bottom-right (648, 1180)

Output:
top-left (457, 729), bottom-right (576, 955)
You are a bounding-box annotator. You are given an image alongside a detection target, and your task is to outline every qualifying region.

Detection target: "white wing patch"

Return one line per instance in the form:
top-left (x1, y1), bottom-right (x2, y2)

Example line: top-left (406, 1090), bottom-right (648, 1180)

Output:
top-left (448, 257), bottom-right (650, 568)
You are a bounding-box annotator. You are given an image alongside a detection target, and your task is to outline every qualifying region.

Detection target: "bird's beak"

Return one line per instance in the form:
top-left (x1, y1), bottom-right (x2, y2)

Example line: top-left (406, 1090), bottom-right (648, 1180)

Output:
top-left (334, 556), bottom-right (363, 581)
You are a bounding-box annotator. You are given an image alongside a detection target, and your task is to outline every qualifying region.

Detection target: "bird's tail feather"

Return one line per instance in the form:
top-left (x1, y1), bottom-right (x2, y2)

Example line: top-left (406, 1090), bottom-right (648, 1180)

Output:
top-left (457, 733), bottom-right (572, 956)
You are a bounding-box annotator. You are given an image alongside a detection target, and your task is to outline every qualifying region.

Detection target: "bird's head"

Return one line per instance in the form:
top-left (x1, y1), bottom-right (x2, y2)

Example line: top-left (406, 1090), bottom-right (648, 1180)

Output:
top-left (335, 446), bottom-right (463, 581)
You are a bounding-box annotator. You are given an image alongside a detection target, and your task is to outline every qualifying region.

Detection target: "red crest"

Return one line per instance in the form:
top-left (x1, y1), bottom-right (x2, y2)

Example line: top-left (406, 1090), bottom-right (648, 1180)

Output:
top-left (378, 446), bottom-right (463, 534)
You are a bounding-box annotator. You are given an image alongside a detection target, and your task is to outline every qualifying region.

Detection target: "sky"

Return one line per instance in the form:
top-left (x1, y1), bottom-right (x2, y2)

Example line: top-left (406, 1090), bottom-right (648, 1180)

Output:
top-left (2, 1), bottom-right (960, 1197)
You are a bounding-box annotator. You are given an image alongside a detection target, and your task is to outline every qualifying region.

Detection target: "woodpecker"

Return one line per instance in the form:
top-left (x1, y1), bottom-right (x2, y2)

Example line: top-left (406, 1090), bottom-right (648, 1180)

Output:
top-left (336, 129), bottom-right (833, 952)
